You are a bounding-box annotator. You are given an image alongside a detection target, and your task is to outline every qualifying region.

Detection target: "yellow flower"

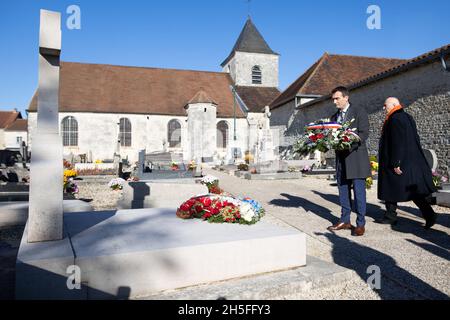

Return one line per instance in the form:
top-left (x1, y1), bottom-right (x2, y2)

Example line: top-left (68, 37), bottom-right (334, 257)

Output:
top-left (94, 159), bottom-right (103, 164)
top-left (366, 176), bottom-right (373, 189)
top-left (370, 161), bottom-right (379, 171)
top-left (64, 169), bottom-right (77, 178)
top-left (244, 152), bottom-right (254, 161)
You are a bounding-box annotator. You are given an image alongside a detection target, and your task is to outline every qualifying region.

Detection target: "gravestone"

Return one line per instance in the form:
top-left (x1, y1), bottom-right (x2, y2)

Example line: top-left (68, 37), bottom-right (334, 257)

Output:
top-left (28, 10), bottom-right (63, 242)
top-left (255, 160), bottom-right (288, 174)
top-left (423, 149), bottom-right (438, 171)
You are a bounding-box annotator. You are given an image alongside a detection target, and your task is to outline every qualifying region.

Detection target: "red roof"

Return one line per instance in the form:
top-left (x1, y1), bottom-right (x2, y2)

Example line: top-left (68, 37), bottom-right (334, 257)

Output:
top-left (270, 53), bottom-right (406, 109)
top-left (0, 111), bottom-right (22, 129)
top-left (5, 119), bottom-right (27, 132)
top-left (300, 43), bottom-right (450, 108)
top-left (28, 62), bottom-right (246, 118)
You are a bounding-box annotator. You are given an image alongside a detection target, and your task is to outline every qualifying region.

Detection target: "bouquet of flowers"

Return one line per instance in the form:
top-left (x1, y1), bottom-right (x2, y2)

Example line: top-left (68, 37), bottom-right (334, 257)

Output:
top-left (176, 194), bottom-right (265, 225)
top-left (170, 162), bottom-right (179, 171)
top-left (293, 118), bottom-right (360, 156)
top-left (63, 168), bottom-right (79, 195)
top-left (432, 170), bottom-right (449, 187)
top-left (108, 177), bottom-right (126, 190)
top-left (370, 160), bottom-right (379, 175)
top-left (188, 160), bottom-right (196, 171)
top-left (201, 175), bottom-right (220, 193)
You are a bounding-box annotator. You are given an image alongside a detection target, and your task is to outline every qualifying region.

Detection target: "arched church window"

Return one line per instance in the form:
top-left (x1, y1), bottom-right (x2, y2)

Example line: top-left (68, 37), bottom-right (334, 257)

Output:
top-left (61, 116), bottom-right (78, 146)
top-left (168, 119), bottom-right (181, 148)
top-left (252, 65), bottom-right (262, 84)
top-left (119, 118), bottom-right (132, 147)
top-left (217, 121), bottom-right (229, 149)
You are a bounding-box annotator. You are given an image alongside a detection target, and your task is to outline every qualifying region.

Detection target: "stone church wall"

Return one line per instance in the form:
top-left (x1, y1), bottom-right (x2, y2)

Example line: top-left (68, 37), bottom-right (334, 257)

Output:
top-left (223, 51), bottom-right (279, 87)
top-left (28, 112), bottom-right (250, 164)
top-left (282, 61), bottom-right (450, 173)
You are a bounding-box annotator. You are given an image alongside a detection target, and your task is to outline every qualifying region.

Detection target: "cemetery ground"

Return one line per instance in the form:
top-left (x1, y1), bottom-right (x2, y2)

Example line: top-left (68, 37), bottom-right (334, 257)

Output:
top-left (1, 172), bottom-right (449, 299)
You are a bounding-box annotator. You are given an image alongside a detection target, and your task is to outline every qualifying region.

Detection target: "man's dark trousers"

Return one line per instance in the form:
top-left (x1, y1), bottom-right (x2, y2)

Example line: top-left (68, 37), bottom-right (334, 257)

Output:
top-left (336, 155), bottom-right (366, 227)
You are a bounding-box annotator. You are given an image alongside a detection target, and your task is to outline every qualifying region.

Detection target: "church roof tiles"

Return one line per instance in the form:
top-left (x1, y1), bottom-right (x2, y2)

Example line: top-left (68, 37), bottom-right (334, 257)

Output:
top-left (221, 17), bottom-right (278, 67)
top-left (235, 86), bottom-right (280, 112)
top-left (28, 62), bottom-right (246, 118)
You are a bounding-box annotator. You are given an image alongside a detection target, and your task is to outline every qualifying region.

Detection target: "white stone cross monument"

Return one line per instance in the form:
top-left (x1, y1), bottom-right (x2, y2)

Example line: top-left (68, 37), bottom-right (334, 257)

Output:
top-left (28, 10), bottom-right (63, 242)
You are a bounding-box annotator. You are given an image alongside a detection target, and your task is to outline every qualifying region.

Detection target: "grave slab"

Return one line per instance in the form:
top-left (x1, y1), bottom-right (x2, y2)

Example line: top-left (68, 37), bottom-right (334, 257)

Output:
top-left (0, 200), bottom-right (94, 227)
top-left (15, 221), bottom-right (85, 299)
top-left (16, 208), bottom-right (306, 299)
top-left (117, 181), bottom-right (208, 209)
top-left (436, 190), bottom-right (450, 207)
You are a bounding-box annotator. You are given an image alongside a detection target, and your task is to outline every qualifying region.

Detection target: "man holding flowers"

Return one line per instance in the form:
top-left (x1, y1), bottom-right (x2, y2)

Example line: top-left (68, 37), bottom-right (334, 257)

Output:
top-left (327, 87), bottom-right (371, 236)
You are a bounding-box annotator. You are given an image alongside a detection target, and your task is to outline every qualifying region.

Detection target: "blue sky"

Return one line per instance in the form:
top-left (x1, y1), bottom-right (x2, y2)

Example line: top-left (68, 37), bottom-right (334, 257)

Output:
top-left (1, 0), bottom-right (449, 116)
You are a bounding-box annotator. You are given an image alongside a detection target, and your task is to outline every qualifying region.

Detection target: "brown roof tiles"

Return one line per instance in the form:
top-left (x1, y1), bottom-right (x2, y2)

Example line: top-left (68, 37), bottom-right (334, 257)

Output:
top-left (235, 86), bottom-right (281, 112)
top-left (5, 119), bottom-right (27, 132)
top-left (28, 62), bottom-right (246, 118)
top-left (0, 111), bottom-right (22, 129)
top-left (270, 53), bottom-right (406, 109)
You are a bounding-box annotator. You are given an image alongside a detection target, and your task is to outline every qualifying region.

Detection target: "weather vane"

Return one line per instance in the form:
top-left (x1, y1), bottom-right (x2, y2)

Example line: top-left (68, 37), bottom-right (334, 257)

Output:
top-left (247, 0), bottom-right (252, 18)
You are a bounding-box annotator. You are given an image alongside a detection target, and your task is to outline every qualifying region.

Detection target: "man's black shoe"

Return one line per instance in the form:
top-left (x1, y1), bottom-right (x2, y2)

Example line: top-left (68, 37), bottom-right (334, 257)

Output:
top-left (374, 217), bottom-right (398, 225)
top-left (424, 212), bottom-right (437, 230)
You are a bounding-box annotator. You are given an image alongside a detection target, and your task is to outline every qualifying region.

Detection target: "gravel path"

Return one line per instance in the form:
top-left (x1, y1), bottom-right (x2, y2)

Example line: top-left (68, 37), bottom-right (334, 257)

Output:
top-left (206, 168), bottom-right (450, 300)
top-left (76, 180), bottom-right (124, 211)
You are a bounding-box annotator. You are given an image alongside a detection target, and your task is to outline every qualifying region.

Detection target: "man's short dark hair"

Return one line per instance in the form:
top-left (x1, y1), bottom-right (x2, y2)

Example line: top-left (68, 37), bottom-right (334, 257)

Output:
top-left (331, 86), bottom-right (349, 97)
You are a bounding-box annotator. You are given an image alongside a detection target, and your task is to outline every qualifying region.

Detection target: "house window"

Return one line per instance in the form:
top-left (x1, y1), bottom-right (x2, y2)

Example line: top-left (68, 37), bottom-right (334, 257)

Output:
top-left (217, 121), bottom-right (229, 149)
top-left (16, 136), bottom-right (22, 145)
top-left (61, 116), bottom-right (78, 146)
top-left (252, 65), bottom-right (262, 84)
top-left (168, 119), bottom-right (181, 148)
top-left (119, 118), bottom-right (132, 147)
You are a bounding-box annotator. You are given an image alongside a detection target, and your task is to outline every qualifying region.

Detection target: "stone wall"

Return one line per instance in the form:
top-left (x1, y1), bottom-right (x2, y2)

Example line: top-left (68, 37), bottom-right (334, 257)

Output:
top-left (283, 60), bottom-right (450, 173)
top-left (223, 51), bottom-right (279, 87)
top-left (0, 129), bottom-right (5, 149)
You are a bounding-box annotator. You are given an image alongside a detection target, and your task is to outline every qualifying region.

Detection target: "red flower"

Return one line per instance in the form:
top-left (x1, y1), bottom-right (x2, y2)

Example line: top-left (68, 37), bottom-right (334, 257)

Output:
top-left (316, 133), bottom-right (324, 140)
top-left (186, 199), bottom-right (196, 207)
top-left (202, 212), bottom-right (212, 219)
top-left (310, 135), bottom-right (318, 142)
top-left (211, 208), bottom-right (220, 215)
top-left (343, 136), bottom-right (350, 142)
top-left (200, 197), bottom-right (212, 207)
top-left (209, 185), bottom-right (222, 194)
top-left (180, 203), bottom-right (190, 212)
top-left (195, 205), bottom-right (203, 213)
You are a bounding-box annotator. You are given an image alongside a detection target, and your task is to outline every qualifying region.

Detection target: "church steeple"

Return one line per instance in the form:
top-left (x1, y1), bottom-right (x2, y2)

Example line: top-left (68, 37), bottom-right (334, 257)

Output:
top-left (221, 17), bottom-right (279, 88)
top-left (221, 17), bottom-right (278, 67)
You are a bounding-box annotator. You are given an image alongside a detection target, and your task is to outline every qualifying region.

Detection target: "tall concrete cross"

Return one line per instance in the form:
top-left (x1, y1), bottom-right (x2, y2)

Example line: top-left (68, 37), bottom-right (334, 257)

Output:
top-left (28, 10), bottom-right (63, 242)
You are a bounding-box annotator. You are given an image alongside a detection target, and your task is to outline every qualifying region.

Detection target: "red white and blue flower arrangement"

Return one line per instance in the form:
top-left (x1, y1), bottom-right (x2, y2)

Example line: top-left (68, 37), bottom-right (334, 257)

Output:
top-left (293, 118), bottom-right (361, 156)
top-left (176, 175), bottom-right (265, 225)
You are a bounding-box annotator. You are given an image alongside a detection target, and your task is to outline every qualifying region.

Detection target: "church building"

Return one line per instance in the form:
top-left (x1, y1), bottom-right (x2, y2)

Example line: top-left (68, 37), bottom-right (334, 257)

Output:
top-left (26, 18), bottom-right (280, 164)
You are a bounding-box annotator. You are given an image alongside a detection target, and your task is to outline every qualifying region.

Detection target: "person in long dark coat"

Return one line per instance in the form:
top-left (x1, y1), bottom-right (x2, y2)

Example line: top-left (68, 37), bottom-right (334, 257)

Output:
top-left (377, 97), bottom-right (437, 229)
top-left (327, 87), bottom-right (371, 236)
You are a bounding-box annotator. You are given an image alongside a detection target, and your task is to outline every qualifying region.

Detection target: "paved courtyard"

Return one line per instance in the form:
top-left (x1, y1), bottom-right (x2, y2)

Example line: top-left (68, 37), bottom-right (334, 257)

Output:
top-left (204, 168), bottom-right (450, 299)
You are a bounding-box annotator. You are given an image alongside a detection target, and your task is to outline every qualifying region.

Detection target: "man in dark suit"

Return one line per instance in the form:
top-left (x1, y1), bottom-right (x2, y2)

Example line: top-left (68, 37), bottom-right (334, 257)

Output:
top-left (327, 87), bottom-right (371, 236)
top-left (377, 97), bottom-right (437, 229)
